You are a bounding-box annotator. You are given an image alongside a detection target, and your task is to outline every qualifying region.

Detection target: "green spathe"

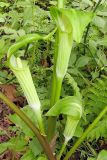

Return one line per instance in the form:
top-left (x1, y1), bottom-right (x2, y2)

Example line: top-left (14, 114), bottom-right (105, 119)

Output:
top-left (50, 7), bottom-right (94, 80)
top-left (9, 56), bottom-right (44, 134)
top-left (7, 30), bottom-right (56, 134)
top-left (46, 96), bottom-right (82, 119)
top-left (64, 116), bottom-right (79, 142)
top-left (55, 31), bottom-right (73, 79)
top-left (46, 96), bottom-right (82, 141)
top-left (51, 7), bottom-right (94, 43)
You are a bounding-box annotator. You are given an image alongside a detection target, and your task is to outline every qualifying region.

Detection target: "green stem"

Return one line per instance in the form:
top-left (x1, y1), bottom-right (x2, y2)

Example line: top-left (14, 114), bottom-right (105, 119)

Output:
top-left (47, 117), bottom-right (57, 141)
top-left (47, 76), bottom-right (62, 141)
top-left (54, 78), bottom-right (62, 102)
top-left (58, 0), bottom-right (65, 8)
top-left (50, 70), bottom-right (57, 107)
top-left (64, 105), bottom-right (107, 160)
top-left (0, 92), bottom-right (56, 160)
top-left (58, 140), bottom-right (67, 160)
top-left (47, 0), bottom-right (65, 141)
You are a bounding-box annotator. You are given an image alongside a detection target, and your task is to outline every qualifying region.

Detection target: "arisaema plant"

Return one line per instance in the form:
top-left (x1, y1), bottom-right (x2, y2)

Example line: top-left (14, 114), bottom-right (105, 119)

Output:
top-left (48, 3), bottom-right (94, 141)
top-left (1, 0), bottom-right (106, 160)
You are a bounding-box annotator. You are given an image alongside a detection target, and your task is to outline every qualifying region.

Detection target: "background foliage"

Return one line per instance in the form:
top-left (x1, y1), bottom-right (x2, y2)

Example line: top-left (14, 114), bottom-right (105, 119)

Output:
top-left (0, 0), bottom-right (107, 159)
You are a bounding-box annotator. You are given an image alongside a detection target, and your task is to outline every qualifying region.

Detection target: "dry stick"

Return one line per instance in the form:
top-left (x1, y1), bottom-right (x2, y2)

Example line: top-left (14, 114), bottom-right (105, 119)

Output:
top-left (0, 92), bottom-right (56, 160)
top-left (64, 105), bottom-right (107, 160)
top-left (84, 0), bottom-right (102, 54)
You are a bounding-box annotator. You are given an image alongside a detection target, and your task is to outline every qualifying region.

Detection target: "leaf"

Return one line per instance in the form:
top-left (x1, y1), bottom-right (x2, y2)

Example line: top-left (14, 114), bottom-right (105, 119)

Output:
top-left (82, 0), bottom-right (93, 6)
top-left (9, 106), bottom-right (38, 138)
top-left (76, 56), bottom-right (90, 68)
top-left (97, 150), bottom-right (107, 160)
top-left (37, 156), bottom-right (47, 160)
top-left (51, 7), bottom-right (94, 42)
top-left (46, 96), bottom-right (82, 119)
top-left (0, 13), bottom-right (5, 22)
top-left (21, 150), bottom-right (36, 160)
top-left (0, 2), bottom-right (9, 7)
top-left (69, 50), bottom-right (77, 66)
top-left (97, 36), bottom-right (107, 47)
top-left (9, 136), bottom-right (28, 152)
top-left (87, 158), bottom-right (96, 160)
top-left (74, 124), bottom-right (83, 137)
top-left (94, 16), bottom-right (106, 31)
top-left (0, 136), bottom-right (27, 154)
top-left (29, 138), bottom-right (42, 157)
top-left (0, 71), bottom-right (8, 78)
top-left (0, 143), bottom-right (9, 154)
top-left (0, 39), bottom-right (5, 60)
top-left (23, 5), bottom-right (33, 25)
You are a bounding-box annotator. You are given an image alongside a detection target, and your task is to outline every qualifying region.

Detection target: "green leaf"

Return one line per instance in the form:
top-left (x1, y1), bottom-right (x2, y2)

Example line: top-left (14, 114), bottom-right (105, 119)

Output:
top-left (37, 156), bottom-right (47, 160)
top-left (23, 5), bottom-right (33, 25)
top-left (97, 150), bottom-right (107, 160)
top-left (87, 158), bottom-right (96, 160)
top-left (9, 106), bottom-right (37, 137)
top-left (74, 124), bottom-right (83, 137)
top-left (51, 7), bottom-right (94, 42)
top-left (94, 16), bottom-right (106, 31)
top-left (0, 13), bottom-right (5, 22)
top-left (29, 138), bottom-right (42, 157)
top-left (0, 136), bottom-right (27, 154)
top-left (46, 96), bottom-right (82, 119)
top-left (0, 40), bottom-right (5, 60)
top-left (0, 143), bottom-right (9, 154)
top-left (0, 2), bottom-right (9, 7)
top-left (97, 36), bottom-right (107, 47)
top-left (76, 56), bottom-right (90, 68)
top-left (82, 0), bottom-right (93, 6)
top-left (9, 136), bottom-right (28, 152)
top-left (21, 150), bottom-right (36, 160)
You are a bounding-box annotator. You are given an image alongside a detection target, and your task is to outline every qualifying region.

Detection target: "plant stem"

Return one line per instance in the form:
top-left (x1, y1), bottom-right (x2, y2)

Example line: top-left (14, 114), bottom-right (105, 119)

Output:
top-left (47, 75), bottom-right (62, 141)
top-left (54, 78), bottom-right (62, 102)
top-left (0, 92), bottom-right (56, 160)
top-left (47, 0), bottom-right (65, 141)
top-left (58, 141), bottom-right (67, 160)
top-left (64, 105), bottom-right (107, 160)
top-left (58, 0), bottom-right (65, 8)
top-left (50, 70), bottom-right (57, 107)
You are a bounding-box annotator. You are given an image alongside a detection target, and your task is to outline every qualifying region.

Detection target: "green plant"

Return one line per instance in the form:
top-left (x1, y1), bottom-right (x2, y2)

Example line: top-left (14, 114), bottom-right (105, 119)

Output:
top-left (0, 0), bottom-right (107, 160)
top-left (83, 76), bottom-right (107, 140)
